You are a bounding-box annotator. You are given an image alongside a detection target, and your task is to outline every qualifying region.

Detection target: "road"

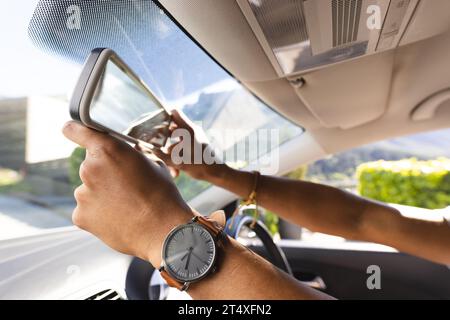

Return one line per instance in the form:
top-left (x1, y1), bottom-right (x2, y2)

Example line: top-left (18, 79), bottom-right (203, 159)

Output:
top-left (0, 195), bottom-right (72, 241)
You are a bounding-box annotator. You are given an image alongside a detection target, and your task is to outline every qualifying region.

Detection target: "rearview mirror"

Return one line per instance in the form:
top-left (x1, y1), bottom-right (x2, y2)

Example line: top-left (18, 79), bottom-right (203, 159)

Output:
top-left (70, 48), bottom-right (171, 150)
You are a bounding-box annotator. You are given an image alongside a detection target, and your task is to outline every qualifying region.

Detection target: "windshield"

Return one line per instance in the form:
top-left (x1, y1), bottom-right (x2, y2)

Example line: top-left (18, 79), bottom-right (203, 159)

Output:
top-left (0, 0), bottom-right (303, 240)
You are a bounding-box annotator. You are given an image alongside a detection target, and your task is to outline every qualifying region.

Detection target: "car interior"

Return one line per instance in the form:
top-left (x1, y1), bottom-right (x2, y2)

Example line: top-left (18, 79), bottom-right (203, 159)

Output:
top-left (0, 0), bottom-right (449, 300)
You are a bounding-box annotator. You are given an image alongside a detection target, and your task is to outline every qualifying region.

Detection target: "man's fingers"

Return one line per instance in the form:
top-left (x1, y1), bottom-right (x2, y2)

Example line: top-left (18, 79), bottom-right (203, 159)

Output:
top-left (153, 140), bottom-right (182, 164)
top-left (152, 147), bottom-right (172, 165)
top-left (62, 121), bottom-right (108, 149)
top-left (167, 141), bottom-right (180, 155)
top-left (153, 146), bottom-right (181, 178)
top-left (171, 110), bottom-right (194, 133)
top-left (169, 167), bottom-right (180, 178)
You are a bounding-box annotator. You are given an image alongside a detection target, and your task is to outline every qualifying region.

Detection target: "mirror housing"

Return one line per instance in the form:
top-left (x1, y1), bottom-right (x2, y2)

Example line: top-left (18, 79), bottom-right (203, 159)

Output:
top-left (70, 48), bottom-right (171, 149)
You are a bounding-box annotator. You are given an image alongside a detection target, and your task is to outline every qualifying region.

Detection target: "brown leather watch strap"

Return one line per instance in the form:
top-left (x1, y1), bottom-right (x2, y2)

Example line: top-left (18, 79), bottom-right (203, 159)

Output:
top-left (159, 268), bottom-right (184, 291)
top-left (195, 215), bottom-right (223, 237)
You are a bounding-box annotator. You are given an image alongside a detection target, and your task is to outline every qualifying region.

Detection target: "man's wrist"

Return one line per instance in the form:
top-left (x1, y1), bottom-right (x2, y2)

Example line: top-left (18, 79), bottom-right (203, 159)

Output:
top-left (143, 204), bottom-right (195, 267)
top-left (202, 163), bottom-right (233, 185)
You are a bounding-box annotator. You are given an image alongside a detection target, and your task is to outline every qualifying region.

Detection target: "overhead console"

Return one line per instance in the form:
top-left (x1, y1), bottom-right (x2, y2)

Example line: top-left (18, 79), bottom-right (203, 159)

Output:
top-left (237, 0), bottom-right (419, 77)
top-left (161, 0), bottom-right (450, 130)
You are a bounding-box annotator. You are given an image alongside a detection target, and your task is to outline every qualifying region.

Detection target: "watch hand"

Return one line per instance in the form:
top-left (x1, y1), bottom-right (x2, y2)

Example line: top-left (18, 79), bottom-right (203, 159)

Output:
top-left (180, 252), bottom-right (189, 261)
top-left (191, 251), bottom-right (208, 265)
top-left (185, 248), bottom-right (193, 270)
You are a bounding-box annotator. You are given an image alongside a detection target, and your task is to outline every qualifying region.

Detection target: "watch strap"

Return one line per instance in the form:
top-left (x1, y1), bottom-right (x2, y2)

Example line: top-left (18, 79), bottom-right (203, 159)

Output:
top-left (159, 267), bottom-right (188, 291)
top-left (195, 215), bottom-right (223, 238)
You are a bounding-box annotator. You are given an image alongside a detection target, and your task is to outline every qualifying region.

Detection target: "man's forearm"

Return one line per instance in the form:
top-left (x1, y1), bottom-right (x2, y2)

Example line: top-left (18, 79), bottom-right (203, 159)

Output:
top-left (187, 236), bottom-right (333, 300)
top-left (360, 203), bottom-right (450, 265)
top-left (204, 164), bottom-right (367, 240)
top-left (203, 164), bottom-right (450, 265)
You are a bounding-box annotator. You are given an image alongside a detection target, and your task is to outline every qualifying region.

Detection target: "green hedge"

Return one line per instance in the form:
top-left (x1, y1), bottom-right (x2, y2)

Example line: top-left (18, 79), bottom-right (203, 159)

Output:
top-left (68, 147), bottom-right (86, 189)
top-left (356, 158), bottom-right (450, 209)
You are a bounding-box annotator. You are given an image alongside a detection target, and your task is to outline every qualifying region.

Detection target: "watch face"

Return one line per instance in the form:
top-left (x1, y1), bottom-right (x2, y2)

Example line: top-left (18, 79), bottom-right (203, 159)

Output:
top-left (162, 223), bottom-right (216, 282)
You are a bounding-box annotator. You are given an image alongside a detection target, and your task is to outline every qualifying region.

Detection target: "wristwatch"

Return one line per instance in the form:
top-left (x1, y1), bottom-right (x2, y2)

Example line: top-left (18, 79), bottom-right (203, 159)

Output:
top-left (159, 215), bottom-right (228, 291)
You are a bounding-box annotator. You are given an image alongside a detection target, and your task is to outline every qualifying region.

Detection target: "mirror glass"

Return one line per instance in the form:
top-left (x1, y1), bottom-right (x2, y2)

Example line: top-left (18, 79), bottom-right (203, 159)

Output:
top-left (90, 59), bottom-right (171, 148)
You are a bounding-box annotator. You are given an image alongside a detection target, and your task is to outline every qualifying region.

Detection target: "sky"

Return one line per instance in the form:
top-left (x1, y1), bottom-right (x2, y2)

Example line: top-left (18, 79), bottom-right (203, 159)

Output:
top-left (0, 0), bottom-right (82, 163)
top-left (0, 0), bottom-right (81, 98)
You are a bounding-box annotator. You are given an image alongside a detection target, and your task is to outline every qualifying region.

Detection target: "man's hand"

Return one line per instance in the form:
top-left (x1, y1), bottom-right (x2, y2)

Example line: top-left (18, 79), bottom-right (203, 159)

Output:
top-left (63, 122), bottom-right (334, 299)
top-left (62, 121), bottom-right (333, 300)
top-left (62, 121), bottom-right (194, 267)
top-left (153, 110), bottom-right (223, 181)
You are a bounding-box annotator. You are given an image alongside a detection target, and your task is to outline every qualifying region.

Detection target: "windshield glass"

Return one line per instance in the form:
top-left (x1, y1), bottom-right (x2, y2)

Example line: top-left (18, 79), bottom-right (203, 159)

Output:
top-left (0, 0), bottom-right (302, 240)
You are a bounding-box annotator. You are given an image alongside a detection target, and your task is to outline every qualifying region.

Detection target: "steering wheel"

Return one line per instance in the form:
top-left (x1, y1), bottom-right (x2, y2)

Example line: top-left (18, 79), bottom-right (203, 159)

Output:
top-left (225, 214), bottom-right (293, 276)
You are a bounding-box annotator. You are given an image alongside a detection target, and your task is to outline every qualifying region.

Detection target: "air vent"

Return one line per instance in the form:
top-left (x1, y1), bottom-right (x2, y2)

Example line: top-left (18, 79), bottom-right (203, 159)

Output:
top-left (86, 289), bottom-right (123, 300)
top-left (332, 0), bottom-right (362, 47)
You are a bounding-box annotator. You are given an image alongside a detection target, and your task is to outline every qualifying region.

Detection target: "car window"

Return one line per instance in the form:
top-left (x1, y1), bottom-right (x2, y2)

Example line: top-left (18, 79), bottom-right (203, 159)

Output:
top-left (0, 0), bottom-right (303, 240)
top-left (275, 128), bottom-right (450, 243)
